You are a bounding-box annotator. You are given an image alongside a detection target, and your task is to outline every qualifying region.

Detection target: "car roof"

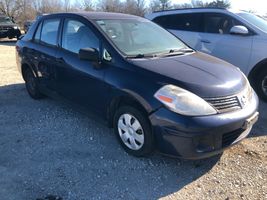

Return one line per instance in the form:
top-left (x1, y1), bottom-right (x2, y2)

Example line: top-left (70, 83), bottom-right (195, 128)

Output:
top-left (145, 8), bottom-right (232, 19)
top-left (42, 12), bottom-right (142, 20)
top-left (153, 7), bottom-right (226, 13)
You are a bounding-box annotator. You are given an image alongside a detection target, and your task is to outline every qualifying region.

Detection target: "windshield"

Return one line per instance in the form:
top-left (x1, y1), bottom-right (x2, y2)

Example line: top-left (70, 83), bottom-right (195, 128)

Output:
top-left (237, 12), bottom-right (267, 33)
top-left (95, 19), bottom-right (188, 57)
top-left (0, 17), bottom-right (13, 25)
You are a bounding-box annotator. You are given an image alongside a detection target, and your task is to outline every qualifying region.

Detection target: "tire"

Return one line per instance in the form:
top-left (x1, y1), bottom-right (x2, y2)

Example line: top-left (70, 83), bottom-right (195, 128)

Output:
top-left (24, 68), bottom-right (45, 99)
top-left (253, 68), bottom-right (267, 102)
top-left (113, 106), bottom-right (154, 157)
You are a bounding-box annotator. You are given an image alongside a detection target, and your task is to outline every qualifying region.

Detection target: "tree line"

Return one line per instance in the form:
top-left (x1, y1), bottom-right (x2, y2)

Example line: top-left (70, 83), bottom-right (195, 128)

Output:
top-left (0, 0), bottom-right (231, 25)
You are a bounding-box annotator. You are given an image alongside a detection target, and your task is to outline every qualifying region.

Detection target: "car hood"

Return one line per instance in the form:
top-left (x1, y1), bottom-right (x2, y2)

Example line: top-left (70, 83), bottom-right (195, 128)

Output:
top-left (129, 52), bottom-right (247, 97)
top-left (0, 23), bottom-right (17, 27)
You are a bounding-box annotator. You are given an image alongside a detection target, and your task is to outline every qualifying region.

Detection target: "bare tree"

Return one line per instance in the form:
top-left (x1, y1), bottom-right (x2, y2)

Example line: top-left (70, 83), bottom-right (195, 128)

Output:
top-left (191, 0), bottom-right (230, 9)
top-left (123, 0), bottom-right (146, 16)
top-left (173, 3), bottom-right (192, 9)
top-left (98, 0), bottom-right (123, 13)
top-left (0, 0), bottom-right (21, 19)
top-left (191, 0), bottom-right (205, 7)
top-left (32, 0), bottom-right (63, 14)
top-left (207, 0), bottom-right (231, 9)
top-left (150, 0), bottom-right (171, 12)
top-left (16, 0), bottom-right (35, 23)
top-left (74, 0), bottom-right (94, 11)
top-left (63, 0), bottom-right (71, 12)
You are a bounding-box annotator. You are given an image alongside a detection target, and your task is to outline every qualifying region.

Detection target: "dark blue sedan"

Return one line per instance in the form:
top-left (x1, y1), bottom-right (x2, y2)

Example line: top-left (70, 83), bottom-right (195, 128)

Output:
top-left (16, 12), bottom-right (259, 159)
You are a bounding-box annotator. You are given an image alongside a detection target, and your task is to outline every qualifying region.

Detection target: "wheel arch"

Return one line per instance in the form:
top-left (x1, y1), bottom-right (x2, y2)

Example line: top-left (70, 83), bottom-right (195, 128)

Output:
top-left (21, 62), bottom-right (37, 81)
top-left (248, 58), bottom-right (267, 85)
top-left (107, 94), bottom-right (152, 128)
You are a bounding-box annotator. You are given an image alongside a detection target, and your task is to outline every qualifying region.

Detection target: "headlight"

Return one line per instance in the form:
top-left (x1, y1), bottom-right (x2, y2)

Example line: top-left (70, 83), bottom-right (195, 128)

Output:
top-left (154, 85), bottom-right (217, 116)
top-left (13, 26), bottom-right (18, 29)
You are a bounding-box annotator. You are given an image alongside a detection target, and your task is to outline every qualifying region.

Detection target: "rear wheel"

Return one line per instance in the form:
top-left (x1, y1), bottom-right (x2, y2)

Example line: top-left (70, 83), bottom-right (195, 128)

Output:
top-left (254, 68), bottom-right (267, 102)
top-left (24, 68), bottom-right (45, 99)
top-left (113, 106), bottom-right (154, 157)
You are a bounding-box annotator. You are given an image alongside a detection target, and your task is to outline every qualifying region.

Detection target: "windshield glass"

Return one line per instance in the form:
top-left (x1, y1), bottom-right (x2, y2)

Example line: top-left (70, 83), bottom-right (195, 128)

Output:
top-left (237, 12), bottom-right (267, 33)
top-left (95, 19), bottom-right (188, 56)
top-left (0, 17), bottom-right (13, 25)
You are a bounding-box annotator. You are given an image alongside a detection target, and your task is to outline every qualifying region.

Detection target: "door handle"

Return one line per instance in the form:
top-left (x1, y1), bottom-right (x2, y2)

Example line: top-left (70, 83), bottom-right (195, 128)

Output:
top-left (201, 39), bottom-right (211, 44)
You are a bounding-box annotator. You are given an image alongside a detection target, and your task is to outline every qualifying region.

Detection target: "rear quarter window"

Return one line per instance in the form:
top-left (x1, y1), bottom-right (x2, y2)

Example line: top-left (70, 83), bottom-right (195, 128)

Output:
top-left (33, 21), bottom-right (42, 42)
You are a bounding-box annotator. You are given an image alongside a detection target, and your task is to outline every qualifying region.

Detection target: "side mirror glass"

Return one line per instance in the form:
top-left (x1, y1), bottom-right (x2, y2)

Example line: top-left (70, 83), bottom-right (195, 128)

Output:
top-left (230, 25), bottom-right (249, 35)
top-left (79, 48), bottom-right (99, 62)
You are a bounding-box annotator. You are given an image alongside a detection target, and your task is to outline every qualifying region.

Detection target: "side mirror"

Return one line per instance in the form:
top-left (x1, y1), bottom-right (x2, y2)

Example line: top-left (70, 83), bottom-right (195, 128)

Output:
top-left (230, 25), bottom-right (249, 35)
top-left (79, 48), bottom-right (99, 62)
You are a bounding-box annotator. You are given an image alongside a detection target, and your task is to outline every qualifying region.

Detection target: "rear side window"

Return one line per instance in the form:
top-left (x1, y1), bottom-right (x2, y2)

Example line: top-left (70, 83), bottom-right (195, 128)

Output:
top-left (40, 19), bottom-right (60, 46)
top-left (153, 13), bottom-right (202, 32)
top-left (62, 19), bottom-right (99, 54)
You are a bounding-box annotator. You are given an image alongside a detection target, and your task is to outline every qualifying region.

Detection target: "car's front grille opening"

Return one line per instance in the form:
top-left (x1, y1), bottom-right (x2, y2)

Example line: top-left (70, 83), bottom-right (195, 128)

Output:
top-left (222, 128), bottom-right (244, 148)
top-left (0, 27), bottom-right (12, 31)
top-left (205, 95), bottom-right (241, 113)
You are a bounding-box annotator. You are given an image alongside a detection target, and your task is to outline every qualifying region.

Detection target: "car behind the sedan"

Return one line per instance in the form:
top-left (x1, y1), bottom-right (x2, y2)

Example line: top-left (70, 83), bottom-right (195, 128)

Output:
top-left (16, 12), bottom-right (259, 159)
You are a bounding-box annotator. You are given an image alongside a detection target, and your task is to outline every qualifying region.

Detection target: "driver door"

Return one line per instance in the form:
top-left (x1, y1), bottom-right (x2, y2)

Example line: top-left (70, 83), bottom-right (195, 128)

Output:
top-left (55, 18), bottom-right (108, 114)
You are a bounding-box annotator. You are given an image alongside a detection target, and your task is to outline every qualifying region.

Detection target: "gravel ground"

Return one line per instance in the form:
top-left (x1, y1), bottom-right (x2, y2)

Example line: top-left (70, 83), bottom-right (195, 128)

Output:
top-left (0, 39), bottom-right (266, 200)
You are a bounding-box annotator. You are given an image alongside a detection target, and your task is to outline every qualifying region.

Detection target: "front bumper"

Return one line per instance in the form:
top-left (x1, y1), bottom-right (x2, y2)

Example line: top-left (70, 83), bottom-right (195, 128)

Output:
top-left (149, 92), bottom-right (259, 160)
top-left (0, 28), bottom-right (21, 38)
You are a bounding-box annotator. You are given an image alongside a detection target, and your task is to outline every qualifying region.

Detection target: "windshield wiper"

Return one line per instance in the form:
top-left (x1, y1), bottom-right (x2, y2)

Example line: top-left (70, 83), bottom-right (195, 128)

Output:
top-left (126, 53), bottom-right (155, 59)
top-left (169, 48), bottom-right (194, 53)
top-left (155, 48), bottom-right (194, 58)
top-left (126, 48), bottom-right (194, 59)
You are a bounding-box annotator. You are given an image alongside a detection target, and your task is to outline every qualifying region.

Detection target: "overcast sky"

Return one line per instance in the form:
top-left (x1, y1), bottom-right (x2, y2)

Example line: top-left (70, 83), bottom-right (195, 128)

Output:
top-left (172, 0), bottom-right (267, 14)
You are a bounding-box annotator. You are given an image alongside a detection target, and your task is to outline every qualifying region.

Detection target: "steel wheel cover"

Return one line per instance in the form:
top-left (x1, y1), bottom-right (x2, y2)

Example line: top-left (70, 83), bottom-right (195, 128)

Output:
top-left (117, 113), bottom-right (144, 150)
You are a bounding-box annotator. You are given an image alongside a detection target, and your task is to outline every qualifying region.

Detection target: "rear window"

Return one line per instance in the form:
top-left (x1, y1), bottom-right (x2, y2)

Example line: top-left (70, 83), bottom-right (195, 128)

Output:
top-left (153, 13), bottom-right (202, 32)
top-left (40, 19), bottom-right (60, 46)
top-left (0, 16), bottom-right (13, 25)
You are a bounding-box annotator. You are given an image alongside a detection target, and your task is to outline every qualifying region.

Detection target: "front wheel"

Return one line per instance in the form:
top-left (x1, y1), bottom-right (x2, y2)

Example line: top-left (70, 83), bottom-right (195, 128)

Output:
top-left (254, 69), bottom-right (267, 102)
top-left (113, 106), bottom-right (154, 157)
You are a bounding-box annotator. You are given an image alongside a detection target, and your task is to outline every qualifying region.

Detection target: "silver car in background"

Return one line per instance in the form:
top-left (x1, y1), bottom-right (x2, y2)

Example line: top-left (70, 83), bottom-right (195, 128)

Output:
top-left (146, 8), bottom-right (267, 101)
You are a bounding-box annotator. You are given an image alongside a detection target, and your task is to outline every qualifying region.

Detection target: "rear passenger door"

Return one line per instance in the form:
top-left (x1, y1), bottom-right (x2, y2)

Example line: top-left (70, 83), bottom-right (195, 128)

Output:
top-left (153, 13), bottom-right (203, 49)
top-left (198, 13), bottom-right (253, 70)
top-left (27, 18), bottom-right (61, 91)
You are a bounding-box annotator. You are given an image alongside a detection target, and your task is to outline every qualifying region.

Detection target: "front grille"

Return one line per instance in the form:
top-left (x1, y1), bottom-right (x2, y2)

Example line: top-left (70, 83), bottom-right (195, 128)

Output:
top-left (0, 26), bottom-right (12, 31)
top-left (205, 95), bottom-right (241, 113)
top-left (222, 129), bottom-right (244, 148)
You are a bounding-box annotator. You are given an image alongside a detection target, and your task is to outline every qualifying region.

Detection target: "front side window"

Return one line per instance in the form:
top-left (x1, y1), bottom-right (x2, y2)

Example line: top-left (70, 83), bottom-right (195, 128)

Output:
top-left (62, 19), bottom-right (99, 54)
top-left (204, 13), bottom-right (244, 34)
top-left (95, 19), bottom-right (187, 56)
top-left (40, 19), bottom-right (60, 46)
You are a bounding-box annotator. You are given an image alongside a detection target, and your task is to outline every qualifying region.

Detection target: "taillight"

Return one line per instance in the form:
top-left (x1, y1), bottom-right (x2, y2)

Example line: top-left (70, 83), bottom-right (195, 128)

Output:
top-left (15, 45), bottom-right (20, 52)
